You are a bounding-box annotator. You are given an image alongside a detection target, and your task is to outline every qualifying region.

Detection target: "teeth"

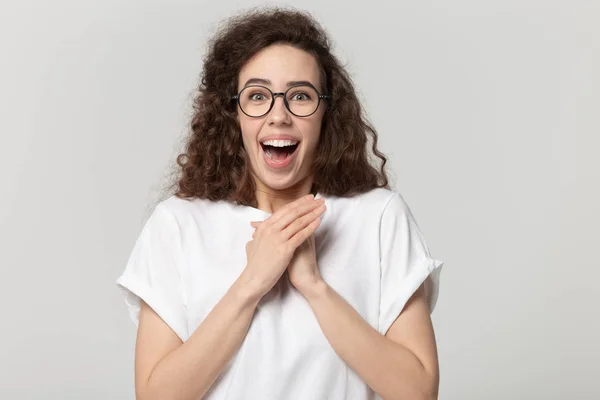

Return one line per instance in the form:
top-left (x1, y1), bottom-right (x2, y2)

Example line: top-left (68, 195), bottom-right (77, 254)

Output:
top-left (262, 139), bottom-right (298, 147)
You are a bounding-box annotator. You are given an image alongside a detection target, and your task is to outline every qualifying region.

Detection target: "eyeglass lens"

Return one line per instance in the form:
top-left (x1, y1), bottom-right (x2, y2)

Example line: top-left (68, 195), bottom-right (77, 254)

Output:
top-left (238, 85), bottom-right (319, 117)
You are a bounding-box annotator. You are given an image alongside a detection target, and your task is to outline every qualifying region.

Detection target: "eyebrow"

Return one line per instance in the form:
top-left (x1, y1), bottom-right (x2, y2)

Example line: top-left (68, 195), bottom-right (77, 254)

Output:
top-left (242, 78), bottom-right (316, 88)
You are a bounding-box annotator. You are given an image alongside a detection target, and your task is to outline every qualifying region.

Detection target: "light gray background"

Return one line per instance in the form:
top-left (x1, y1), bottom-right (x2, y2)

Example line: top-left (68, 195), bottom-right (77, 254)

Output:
top-left (1, 0), bottom-right (598, 399)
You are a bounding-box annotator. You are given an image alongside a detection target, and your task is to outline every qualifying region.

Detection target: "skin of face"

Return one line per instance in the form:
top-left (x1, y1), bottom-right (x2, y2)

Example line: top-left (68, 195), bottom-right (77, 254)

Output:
top-left (236, 44), bottom-right (326, 210)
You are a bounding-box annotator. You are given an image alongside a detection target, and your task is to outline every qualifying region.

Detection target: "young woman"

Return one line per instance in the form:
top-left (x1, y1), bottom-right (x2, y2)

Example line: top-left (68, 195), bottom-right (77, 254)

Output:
top-left (117, 7), bottom-right (444, 400)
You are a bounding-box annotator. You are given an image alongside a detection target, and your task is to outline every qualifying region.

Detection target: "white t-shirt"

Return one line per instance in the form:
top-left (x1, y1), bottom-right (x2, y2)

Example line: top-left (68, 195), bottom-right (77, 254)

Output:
top-left (116, 187), bottom-right (444, 400)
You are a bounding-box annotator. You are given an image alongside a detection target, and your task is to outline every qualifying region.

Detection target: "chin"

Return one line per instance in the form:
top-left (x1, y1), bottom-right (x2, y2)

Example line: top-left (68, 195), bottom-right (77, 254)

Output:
top-left (254, 166), bottom-right (307, 192)
top-left (259, 175), bottom-right (299, 191)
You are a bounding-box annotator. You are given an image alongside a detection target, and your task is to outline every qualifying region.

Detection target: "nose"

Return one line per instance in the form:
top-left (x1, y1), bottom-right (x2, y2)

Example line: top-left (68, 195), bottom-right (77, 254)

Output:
top-left (267, 93), bottom-right (292, 125)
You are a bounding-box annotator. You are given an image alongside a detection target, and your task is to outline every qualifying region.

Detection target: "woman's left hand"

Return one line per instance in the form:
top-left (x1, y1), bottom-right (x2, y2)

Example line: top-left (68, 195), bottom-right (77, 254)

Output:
top-left (250, 222), bottom-right (324, 294)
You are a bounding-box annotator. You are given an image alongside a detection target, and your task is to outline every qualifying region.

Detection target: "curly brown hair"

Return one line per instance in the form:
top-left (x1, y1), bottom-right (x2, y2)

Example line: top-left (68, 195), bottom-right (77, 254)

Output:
top-left (172, 6), bottom-right (390, 207)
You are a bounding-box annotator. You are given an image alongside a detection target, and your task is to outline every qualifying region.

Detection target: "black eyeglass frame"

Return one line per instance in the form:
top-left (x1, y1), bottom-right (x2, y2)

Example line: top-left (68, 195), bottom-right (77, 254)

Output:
top-left (232, 83), bottom-right (330, 118)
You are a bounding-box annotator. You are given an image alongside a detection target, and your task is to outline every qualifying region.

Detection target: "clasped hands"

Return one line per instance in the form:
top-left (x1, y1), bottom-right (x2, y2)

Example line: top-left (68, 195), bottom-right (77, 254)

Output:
top-left (245, 194), bottom-right (325, 298)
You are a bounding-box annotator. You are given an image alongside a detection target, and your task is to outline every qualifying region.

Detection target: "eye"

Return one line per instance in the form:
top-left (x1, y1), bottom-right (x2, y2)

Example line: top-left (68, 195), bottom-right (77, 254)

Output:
top-left (290, 92), bottom-right (311, 101)
top-left (249, 92), bottom-right (267, 101)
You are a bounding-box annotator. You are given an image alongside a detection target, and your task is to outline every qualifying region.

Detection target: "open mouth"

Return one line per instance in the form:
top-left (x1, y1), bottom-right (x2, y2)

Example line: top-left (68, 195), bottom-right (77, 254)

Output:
top-left (260, 139), bottom-right (299, 162)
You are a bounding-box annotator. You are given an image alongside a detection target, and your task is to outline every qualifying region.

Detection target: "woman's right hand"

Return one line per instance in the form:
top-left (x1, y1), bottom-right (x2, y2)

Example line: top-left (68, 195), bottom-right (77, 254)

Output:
top-left (242, 194), bottom-right (326, 299)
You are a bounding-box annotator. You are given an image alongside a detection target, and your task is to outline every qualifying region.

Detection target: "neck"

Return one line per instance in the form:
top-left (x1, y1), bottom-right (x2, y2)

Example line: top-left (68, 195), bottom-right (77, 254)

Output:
top-left (254, 176), bottom-right (315, 214)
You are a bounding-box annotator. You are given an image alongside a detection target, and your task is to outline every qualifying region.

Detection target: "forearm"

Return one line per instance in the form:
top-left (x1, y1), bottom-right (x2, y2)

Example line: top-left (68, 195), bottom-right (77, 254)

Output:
top-left (301, 281), bottom-right (436, 400)
top-left (142, 273), bottom-right (262, 400)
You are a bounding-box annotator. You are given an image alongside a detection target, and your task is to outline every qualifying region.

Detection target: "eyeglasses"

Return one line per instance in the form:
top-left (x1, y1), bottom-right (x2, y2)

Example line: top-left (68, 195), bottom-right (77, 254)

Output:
top-left (232, 83), bottom-right (330, 118)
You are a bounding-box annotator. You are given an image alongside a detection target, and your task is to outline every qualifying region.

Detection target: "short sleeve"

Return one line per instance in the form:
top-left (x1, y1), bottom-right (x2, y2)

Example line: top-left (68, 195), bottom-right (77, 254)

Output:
top-left (378, 192), bottom-right (444, 335)
top-left (115, 203), bottom-right (188, 341)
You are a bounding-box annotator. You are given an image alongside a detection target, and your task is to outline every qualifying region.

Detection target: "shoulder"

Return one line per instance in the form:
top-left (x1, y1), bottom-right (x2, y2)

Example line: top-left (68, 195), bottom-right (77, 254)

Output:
top-left (152, 194), bottom-right (244, 230)
top-left (321, 188), bottom-right (409, 229)
top-left (356, 187), bottom-right (402, 208)
top-left (330, 188), bottom-right (405, 216)
top-left (155, 194), bottom-right (199, 216)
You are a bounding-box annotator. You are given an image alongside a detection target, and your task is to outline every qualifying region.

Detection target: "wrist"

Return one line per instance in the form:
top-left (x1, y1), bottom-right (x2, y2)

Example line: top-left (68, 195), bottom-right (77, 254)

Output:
top-left (296, 277), bottom-right (329, 301)
top-left (233, 271), bottom-right (266, 306)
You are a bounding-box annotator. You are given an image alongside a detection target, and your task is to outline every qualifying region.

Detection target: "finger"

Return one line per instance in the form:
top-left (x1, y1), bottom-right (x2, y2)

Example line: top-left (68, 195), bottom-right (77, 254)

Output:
top-left (288, 216), bottom-right (322, 249)
top-left (282, 203), bottom-right (326, 240)
top-left (271, 198), bottom-right (325, 232)
top-left (250, 221), bottom-right (262, 228)
top-left (264, 194), bottom-right (315, 226)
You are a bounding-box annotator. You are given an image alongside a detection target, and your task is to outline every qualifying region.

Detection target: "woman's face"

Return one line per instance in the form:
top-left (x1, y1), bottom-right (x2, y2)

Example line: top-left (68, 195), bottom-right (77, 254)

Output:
top-left (236, 44), bottom-right (326, 193)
